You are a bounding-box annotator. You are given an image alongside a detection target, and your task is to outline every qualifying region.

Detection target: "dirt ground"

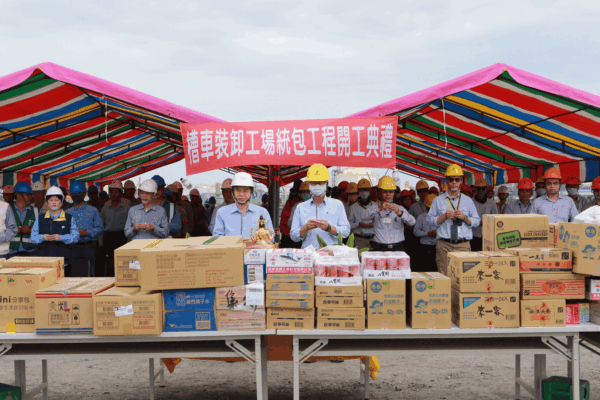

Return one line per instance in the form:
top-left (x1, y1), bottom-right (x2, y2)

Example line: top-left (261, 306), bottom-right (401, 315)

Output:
top-left (1, 349), bottom-right (599, 399)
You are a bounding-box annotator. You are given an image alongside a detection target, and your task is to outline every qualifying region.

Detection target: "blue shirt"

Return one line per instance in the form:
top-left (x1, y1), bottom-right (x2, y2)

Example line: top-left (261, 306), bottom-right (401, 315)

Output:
top-left (427, 192), bottom-right (481, 240)
top-left (506, 199), bottom-right (534, 215)
top-left (209, 202), bottom-right (227, 233)
top-left (348, 201), bottom-right (376, 236)
top-left (290, 197), bottom-right (350, 249)
top-left (213, 203), bottom-right (273, 239)
top-left (9, 204), bottom-right (39, 253)
top-left (124, 203), bottom-right (169, 241)
top-left (530, 194), bottom-right (579, 223)
top-left (365, 203), bottom-right (415, 244)
top-left (66, 203), bottom-right (104, 243)
top-left (414, 213), bottom-right (437, 245)
top-left (160, 200), bottom-right (182, 236)
top-left (31, 210), bottom-right (80, 245)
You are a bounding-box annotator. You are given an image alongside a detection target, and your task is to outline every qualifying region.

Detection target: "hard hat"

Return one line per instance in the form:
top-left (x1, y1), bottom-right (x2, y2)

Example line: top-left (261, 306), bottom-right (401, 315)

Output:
top-left (13, 182), bottom-right (33, 194)
top-left (87, 185), bottom-right (98, 194)
top-left (416, 180), bottom-right (429, 190)
top-left (424, 193), bottom-right (437, 208)
top-left (592, 177), bottom-right (600, 190)
top-left (565, 175), bottom-right (580, 186)
top-left (3, 185), bottom-right (13, 194)
top-left (32, 181), bottom-right (45, 191)
top-left (498, 186), bottom-right (509, 194)
top-left (190, 188), bottom-right (200, 196)
top-left (299, 181), bottom-right (310, 191)
top-left (517, 178), bottom-right (535, 190)
top-left (338, 181), bottom-right (349, 190)
top-left (45, 186), bottom-right (64, 201)
top-left (543, 167), bottom-right (562, 180)
top-left (124, 180), bottom-right (136, 189)
top-left (172, 181), bottom-right (183, 190)
top-left (536, 177), bottom-right (545, 184)
top-left (108, 180), bottom-right (123, 191)
top-left (221, 178), bottom-right (233, 190)
top-left (357, 179), bottom-right (371, 190)
top-left (209, 196), bottom-right (216, 204)
top-left (151, 175), bottom-right (166, 187)
top-left (346, 182), bottom-right (359, 194)
top-left (487, 185), bottom-right (493, 191)
top-left (446, 164), bottom-right (463, 177)
top-left (306, 164), bottom-right (330, 181)
top-left (378, 176), bottom-right (397, 191)
top-left (69, 180), bottom-right (86, 194)
top-left (474, 178), bottom-right (488, 188)
top-left (400, 189), bottom-right (411, 197)
top-left (139, 179), bottom-right (158, 193)
top-left (231, 172), bottom-right (255, 188)
top-left (461, 184), bottom-right (471, 192)
top-left (164, 187), bottom-right (173, 197)
top-left (429, 186), bottom-right (439, 194)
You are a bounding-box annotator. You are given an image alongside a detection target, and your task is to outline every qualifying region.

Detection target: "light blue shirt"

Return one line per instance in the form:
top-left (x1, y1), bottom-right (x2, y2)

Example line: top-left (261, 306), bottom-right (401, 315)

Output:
top-left (31, 211), bottom-right (80, 245)
top-left (530, 194), bottom-right (579, 223)
top-left (161, 200), bottom-right (182, 236)
top-left (290, 197), bottom-right (350, 249)
top-left (124, 203), bottom-right (169, 241)
top-left (427, 192), bottom-right (481, 240)
top-left (66, 203), bottom-right (104, 243)
top-left (213, 203), bottom-right (273, 239)
top-left (365, 203), bottom-right (415, 244)
top-left (409, 201), bottom-right (428, 220)
top-left (414, 213), bottom-right (437, 245)
top-left (506, 199), bottom-right (534, 215)
top-left (209, 202), bottom-right (227, 233)
top-left (348, 201), bottom-right (375, 236)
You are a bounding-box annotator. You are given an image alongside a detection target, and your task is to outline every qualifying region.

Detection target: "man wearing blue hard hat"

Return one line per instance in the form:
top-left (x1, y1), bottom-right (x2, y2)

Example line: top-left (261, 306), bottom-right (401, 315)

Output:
top-left (152, 175), bottom-right (182, 237)
top-left (65, 180), bottom-right (104, 277)
top-left (7, 182), bottom-right (39, 258)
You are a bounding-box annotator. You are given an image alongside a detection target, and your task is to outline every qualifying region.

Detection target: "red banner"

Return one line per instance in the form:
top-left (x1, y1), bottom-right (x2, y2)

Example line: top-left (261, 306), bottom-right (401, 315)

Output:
top-left (181, 116), bottom-right (398, 176)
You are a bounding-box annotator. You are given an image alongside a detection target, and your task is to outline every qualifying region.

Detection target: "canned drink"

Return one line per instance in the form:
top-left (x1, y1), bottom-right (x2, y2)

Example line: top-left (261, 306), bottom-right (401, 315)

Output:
top-left (363, 256), bottom-right (376, 270)
top-left (348, 264), bottom-right (361, 277)
top-left (328, 264), bottom-right (338, 277)
top-left (375, 257), bottom-right (387, 271)
top-left (386, 257), bottom-right (400, 271)
top-left (315, 264), bottom-right (328, 277)
top-left (337, 264), bottom-right (350, 277)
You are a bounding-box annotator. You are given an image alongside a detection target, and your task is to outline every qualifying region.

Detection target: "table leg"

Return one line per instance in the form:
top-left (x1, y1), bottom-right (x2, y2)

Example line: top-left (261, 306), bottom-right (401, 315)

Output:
top-left (255, 336), bottom-right (268, 400)
top-left (572, 333), bottom-right (580, 400)
top-left (42, 360), bottom-right (48, 400)
top-left (567, 336), bottom-right (573, 378)
top-left (364, 357), bottom-right (370, 400)
top-left (159, 359), bottom-right (166, 387)
top-left (149, 358), bottom-right (155, 400)
top-left (14, 360), bottom-right (26, 398)
top-left (534, 354), bottom-right (546, 400)
top-left (515, 354), bottom-right (521, 400)
top-left (293, 337), bottom-right (300, 400)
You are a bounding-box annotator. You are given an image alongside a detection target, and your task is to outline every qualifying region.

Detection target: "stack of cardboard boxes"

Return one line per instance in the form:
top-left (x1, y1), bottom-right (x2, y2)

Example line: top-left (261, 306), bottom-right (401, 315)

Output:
top-left (316, 284), bottom-right (364, 330)
top-left (407, 272), bottom-right (452, 329)
top-left (215, 285), bottom-right (266, 330)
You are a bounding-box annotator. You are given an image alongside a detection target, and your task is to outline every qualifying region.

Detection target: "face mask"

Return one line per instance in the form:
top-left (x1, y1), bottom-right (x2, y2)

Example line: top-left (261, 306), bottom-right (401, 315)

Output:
top-left (72, 194), bottom-right (85, 204)
top-left (309, 184), bottom-right (326, 197)
top-left (301, 193), bottom-right (311, 201)
top-left (476, 189), bottom-right (487, 199)
top-left (358, 191), bottom-right (370, 200)
top-left (567, 188), bottom-right (578, 196)
top-left (536, 188), bottom-right (546, 197)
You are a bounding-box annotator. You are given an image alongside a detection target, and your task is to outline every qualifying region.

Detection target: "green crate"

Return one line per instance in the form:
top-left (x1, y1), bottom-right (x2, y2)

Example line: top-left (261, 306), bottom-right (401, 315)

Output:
top-left (0, 383), bottom-right (21, 400)
top-left (542, 376), bottom-right (590, 400)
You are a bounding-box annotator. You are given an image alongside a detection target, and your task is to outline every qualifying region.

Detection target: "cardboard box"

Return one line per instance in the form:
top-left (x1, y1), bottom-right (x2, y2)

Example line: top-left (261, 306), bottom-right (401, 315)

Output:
top-left (315, 295), bottom-right (363, 308)
top-left (317, 308), bottom-right (365, 330)
top-left (557, 223), bottom-right (600, 275)
top-left (591, 302), bottom-right (600, 325)
top-left (266, 249), bottom-right (313, 274)
top-left (580, 302), bottom-right (590, 323)
top-left (267, 308), bottom-right (314, 330)
top-left (521, 273), bottom-right (585, 300)
top-left (315, 285), bottom-right (362, 297)
top-left (114, 239), bottom-right (162, 286)
top-left (244, 264), bottom-right (266, 284)
top-left (163, 288), bottom-right (216, 332)
top-left (586, 278), bottom-right (600, 301)
top-left (503, 248), bottom-right (572, 273)
top-left (0, 268), bottom-right (58, 333)
top-left (566, 304), bottom-right (580, 325)
top-left (520, 299), bottom-right (566, 327)
top-left (483, 214), bottom-right (549, 251)
top-left (215, 285), bottom-right (265, 310)
top-left (447, 252), bottom-right (519, 293)
top-left (163, 288), bottom-right (215, 311)
top-left (366, 279), bottom-right (406, 329)
top-left (1, 257), bottom-right (64, 279)
top-left (35, 278), bottom-right (114, 334)
top-left (408, 272), bottom-right (452, 329)
top-left (244, 248), bottom-right (268, 265)
top-left (266, 291), bottom-right (314, 309)
top-left (216, 309), bottom-right (266, 331)
top-left (452, 290), bottom-right (519, 328)
top-left (266, 274), bottom-right (314, 291)
top-left (93, 287), bottom-right (163, 335)
top-left (140, 237), bottom-right (245, 291)
top-left (549, 223), bottom-right (558, 247)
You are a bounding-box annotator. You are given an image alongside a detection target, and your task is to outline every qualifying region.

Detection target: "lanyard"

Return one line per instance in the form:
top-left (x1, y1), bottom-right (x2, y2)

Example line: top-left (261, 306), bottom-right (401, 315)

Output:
top-left (446, 194), bottom-right (461, 211)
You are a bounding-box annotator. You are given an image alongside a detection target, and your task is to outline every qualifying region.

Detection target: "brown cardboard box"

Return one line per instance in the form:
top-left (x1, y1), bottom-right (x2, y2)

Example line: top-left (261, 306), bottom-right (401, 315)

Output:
top-left (521, 273), bottom-right (585, 300)
top-left (35, 278), bottom-right (114, 334)
top-left (216, 309), bottom-right (266, 331)
top-left (483, 214), bottom-right (549, 251)
top-left (549, 223), bottom-right (558, 247)
top-left (267, 308), bottom-right (314, 330)
top-left (93, 287), bottom-right (163, 335)
top-left (521, 299), bottom-right (566, 327)
top-left (1, 257), bottom-right (64, 279)
top-left (266, 274), bottom-right (314, 291)
top-left (139, 237), bottom-right (244, 291)
top-left (557, 223), bottom-right (600, 276)
top-left (452, 289), bottom-right (519, 328)
top-left (114, 239), bottom-right (162, 286)
top-left (447, 252), bottom-right (519, 293)
top-left (366, 279), bottom-right (406, 329)
top-left (503, 248), bottom-right (572, 273)
top-left (408, 272), bottom-right (451, 329)
top-left (317, 308), bottom-right (365, 330)
top-left (0, 268), bottom-right (58, 333)
top-left (315, 286), bottom-right (362, 297)
top-left (215, 285), bottom-right (266, 310)
top-left (315, 295), bottom-right (363, 308)
top-left (590, 301), bottom-right (600, 325)
top-left (266, 291), bottom-right (314, 309)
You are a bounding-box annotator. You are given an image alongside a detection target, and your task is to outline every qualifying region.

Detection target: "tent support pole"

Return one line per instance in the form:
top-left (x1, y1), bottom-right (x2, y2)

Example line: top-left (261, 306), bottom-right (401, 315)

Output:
top-left (269, 166), bottom-right (280, 240)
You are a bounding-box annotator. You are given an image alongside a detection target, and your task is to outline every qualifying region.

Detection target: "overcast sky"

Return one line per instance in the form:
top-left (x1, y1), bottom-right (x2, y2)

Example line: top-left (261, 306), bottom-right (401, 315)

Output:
top-left (2, 0), bottom-right (600, 189)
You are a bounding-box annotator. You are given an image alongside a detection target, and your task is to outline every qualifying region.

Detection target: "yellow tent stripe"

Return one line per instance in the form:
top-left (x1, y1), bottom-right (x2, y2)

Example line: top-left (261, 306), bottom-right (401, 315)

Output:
top-left (108, 104), bottom-right (180, 128)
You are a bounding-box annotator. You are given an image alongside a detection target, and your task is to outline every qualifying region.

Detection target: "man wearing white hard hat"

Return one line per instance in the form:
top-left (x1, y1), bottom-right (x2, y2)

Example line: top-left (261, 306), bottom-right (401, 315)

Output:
top-left (213, 172), bottom-right (273, 241)
top-left (123, 180), bottom-right (141, 206)
top-left (99, 180), bottom-right (131, 276)
top-left (496, 186), bottom-right (509, 214)
top-left (190, 188), bottom-right (210, 236)
top-left (32, 181), bottom-right (49, 213)
top-left (124, 179), bottom-right (169, 241)
top-left (209, 178), bottom-right (235, 233)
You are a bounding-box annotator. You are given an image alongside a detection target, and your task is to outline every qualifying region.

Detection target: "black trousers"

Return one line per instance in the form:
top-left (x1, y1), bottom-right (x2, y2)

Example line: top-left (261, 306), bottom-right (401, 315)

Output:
top-left (68, 242), bottom-right (97, 277)
top-left (99, 231), bottom-right (128, 278)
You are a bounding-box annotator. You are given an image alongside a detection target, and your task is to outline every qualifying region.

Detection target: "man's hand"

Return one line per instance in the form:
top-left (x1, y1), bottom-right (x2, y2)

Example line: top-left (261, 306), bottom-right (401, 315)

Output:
top-left (314, 219), bottom-right (330, 231)
top-left (44, 234), bottom-right (60, 241)
top-left (445, 210), bottom-right (454, 220)
top-left (134, 223), bottom-right (146, 231)
top-left (304, 220), bottom-right (319, 231)
top-left (428, 230), bottom-right (437, 238)
top-left (145, 224), bottom-right (155, 231)
top-left (454, 210), bottom-right (466, 220)
top-left (384, 203), bottom-right (401, 214)
top-left (79, 229), bottom-right (88, 236)
top-left (21, 226), bottom-right (32, 234)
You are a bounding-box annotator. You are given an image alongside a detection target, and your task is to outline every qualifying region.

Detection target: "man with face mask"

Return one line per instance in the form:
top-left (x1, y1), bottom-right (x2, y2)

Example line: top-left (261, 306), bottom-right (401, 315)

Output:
top-left (125, 179), bottom-right (169, 241)
top-left (8, 182), bottom-right (39, 258)
top-left (65, 181), bottom-right (104, 277)
top-left (288, 181), bottom-right (311, 232)
top-left (471, 178), bottom-right (498, 251)
top-left (209, 178), bottom-right (235, 233)
top-left (349, 179), bottom-right (376, 250)
top-left (213, 172), bottom-right (273, 242)
top-left (290, 164), bottom-right (350, 248)
top-left (535, 177), bottom-right (546, 198)
top-left (530, 168), bottom-right (578, 223)
top-left (496, 186), bottom-right (509, 214)
top-left (591, 177), bottom-right (600, 207)
top-left (565, 175), bottom-right (592, 213)
top-left (507, 178), bottom-right (535, 214)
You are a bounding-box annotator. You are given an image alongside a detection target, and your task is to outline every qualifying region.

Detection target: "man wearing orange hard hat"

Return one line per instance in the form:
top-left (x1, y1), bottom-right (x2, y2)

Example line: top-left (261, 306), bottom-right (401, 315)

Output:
top-left (348, 179), bottom-right (376, 250)
top-left (591, 177), bottom-right (600, 207)
top-left (565, 175), bottom-right (592, 213)
top-left (506, 178), bottom-right (535, 214)
top-left (535, 177), bottom-right (546, 198)
top-left (471, 177), bottom-right (498, 251)
top-left (530, 167), bottom-right (578, 223)
top-left (3, 185), bottom-right (14, 206)
top-left (409, 180), bottom-right (430, 220)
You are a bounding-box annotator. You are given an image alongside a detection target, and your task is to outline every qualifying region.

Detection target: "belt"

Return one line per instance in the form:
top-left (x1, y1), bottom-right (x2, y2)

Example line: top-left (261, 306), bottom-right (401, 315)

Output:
top-left (371, 241), bottom-right (403, 249)
top-left (440, 238), bottom-right (469, 244)
top-left (354, 233), bottom-right (374, 239)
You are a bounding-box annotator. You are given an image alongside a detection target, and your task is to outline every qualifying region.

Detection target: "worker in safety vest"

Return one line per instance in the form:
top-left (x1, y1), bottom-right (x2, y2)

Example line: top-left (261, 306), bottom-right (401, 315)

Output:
top-left (414, 193), bottom-right (438, 272)
top-left (290, 164), bottom-right (350, 248)
top-left (124, 179), bottom-right (169, 241)
top-left (427, 164), bottom-right (480, 275)
top-left (213, 172), bottom-right (273, 241)
top-left (0, 188), bottom-right (17, 260)
top-left (409, 180), bottom-right (430, 220)
top-left (506, 178), bottom-right (535, 214)
top-left (348, 179), bottom-right (376, 250)
top-left (496, 186), bottom-right (509, 214)
top-left (530, 168), bottom-right (578, 223)
top-left (124, 180), bottom-right (141, 206)
top-left (471, 178), bottom-right (498, 251)
top-left (565, 175), bottom-right (592, 213)
top-left (209, 178), bottom-right (235, 233)
top-left (8, 182), bottom-right (39, 258)
top-left (152, 175), bottom-right (182, 237)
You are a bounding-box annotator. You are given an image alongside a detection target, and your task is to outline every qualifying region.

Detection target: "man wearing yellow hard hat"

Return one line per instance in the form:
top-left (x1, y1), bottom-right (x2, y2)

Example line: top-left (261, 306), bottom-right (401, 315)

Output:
top-left (364, 176), bottom-right (416, 251)
top-left (427, 164), bottom-right (480, 275)
top-left (409, 180), bottom-right (430, 220)
top-left (348, 179), bottom-right (376, 250)
top-left (290, 164), bottom-right (350, 248)
top-left (414, 193), bottom-right (438, 272)
top-left (471, 177), bottom-right (498, 251)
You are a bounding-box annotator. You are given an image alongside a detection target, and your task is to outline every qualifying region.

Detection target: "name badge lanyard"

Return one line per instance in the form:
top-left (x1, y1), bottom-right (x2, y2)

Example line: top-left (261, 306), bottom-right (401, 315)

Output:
top-left (447, 194), bottom-right (462, 240)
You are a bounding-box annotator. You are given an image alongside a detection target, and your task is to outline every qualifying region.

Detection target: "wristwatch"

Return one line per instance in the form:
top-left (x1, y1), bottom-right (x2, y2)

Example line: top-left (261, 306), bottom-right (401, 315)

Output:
top-left (326, 223), bottom-right (332, 232)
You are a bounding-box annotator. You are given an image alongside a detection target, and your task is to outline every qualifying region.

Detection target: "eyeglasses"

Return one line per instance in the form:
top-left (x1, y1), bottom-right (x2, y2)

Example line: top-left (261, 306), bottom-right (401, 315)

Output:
top-left (447, 178), bottom-right (462, 183)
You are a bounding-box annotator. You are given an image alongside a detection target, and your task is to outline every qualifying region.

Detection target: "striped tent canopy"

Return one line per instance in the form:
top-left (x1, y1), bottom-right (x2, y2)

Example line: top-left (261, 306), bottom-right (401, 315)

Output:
top-left (0, 62), bottom-right (223, 189)
top-left (349, 63), bottom-right (600, 186)
top-left (224, 165), bottom-right (310, 187)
